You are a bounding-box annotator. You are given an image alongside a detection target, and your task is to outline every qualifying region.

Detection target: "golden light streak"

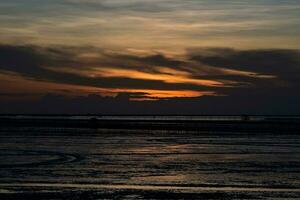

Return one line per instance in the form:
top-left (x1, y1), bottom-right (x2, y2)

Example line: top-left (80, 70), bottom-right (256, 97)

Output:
top-left (47, 67), bottom-right (225, 87)
top-left (221, 68), bottom-right (277, 79)
top-left (96, 68), bottom-right (225, 87)
top-left (110, 89), bottom-right (215, 100)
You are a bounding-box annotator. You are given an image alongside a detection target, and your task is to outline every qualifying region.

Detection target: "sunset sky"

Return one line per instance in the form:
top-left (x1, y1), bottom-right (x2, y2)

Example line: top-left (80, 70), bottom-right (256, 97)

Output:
top-left (1, 0), bottom-right (300, 114)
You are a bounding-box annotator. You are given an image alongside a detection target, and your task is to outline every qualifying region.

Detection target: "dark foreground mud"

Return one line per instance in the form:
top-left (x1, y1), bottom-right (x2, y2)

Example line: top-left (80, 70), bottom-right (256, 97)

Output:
top-left (0, 127), bottom-right (300, 199)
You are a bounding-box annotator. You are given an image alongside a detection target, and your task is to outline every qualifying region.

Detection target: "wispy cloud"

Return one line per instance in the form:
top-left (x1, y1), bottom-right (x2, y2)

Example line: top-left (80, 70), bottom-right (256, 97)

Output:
top-left (0, 0), bottom-right (299, 51)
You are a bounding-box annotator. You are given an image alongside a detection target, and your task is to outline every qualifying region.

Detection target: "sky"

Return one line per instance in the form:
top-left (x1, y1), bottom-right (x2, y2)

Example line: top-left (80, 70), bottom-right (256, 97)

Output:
top-left (0, 0), bottom-right (300, 114)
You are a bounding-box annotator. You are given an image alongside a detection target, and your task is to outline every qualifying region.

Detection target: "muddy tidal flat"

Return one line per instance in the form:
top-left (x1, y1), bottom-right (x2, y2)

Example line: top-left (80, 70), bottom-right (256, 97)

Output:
top-left (0, 125), bottom-right (300, 199)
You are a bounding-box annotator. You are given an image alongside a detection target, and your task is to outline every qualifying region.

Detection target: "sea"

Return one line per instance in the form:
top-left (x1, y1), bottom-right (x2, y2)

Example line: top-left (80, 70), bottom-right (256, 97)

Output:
top-left (0, 116), bottom-right (299, 199)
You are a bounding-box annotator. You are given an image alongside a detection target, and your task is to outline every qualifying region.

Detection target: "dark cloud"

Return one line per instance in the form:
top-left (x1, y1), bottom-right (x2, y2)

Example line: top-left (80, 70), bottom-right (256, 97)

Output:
top-left (0, 45), bottom-right (213, 91)
top-left (189, 48), bottom-right (300, 84)
top-left (1, 91), bottom-right (300, 115)
top-left (1, 45), bottom-right (300, 114)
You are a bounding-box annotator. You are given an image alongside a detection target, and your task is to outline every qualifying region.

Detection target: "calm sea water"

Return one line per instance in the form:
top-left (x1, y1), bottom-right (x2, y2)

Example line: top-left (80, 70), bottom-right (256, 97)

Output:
top-left (0, 126), bottom-right (300, 199)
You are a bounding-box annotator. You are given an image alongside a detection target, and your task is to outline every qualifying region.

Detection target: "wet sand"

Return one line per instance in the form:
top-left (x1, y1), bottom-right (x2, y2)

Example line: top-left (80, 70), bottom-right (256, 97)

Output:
top-left (0, 128), bottom-right (300, 199)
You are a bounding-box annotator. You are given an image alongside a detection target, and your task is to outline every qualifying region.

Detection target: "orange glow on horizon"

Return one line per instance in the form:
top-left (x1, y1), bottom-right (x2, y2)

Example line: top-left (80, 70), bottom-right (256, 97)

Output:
top-left (110, 88), bottom-right (215, 100)
top-left (0, 72), bottom-right (215, 101)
